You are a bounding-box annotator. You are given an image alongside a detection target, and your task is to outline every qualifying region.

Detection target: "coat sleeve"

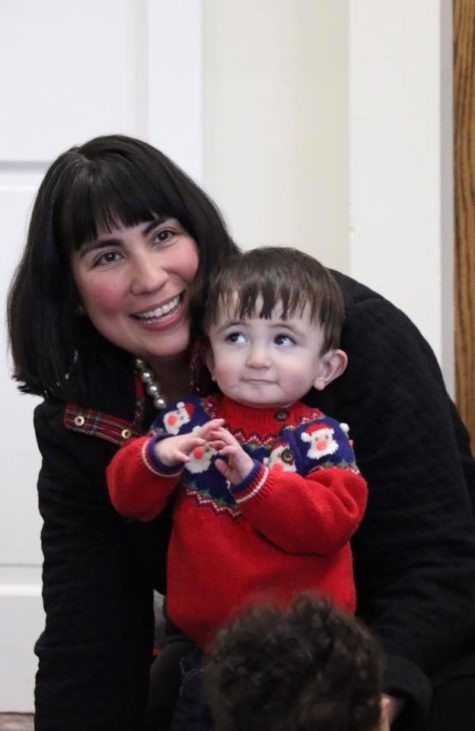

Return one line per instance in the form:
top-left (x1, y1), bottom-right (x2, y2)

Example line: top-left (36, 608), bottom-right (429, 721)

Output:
top-left (33, 401), bottom-right (155, 731)
top-left (333, 295), bottom-right (475, 720)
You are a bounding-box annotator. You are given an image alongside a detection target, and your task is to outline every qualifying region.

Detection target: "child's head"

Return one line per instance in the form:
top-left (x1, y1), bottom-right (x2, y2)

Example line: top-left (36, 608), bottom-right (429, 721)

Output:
top-left (203, 247), bottom-right (347, 408)
top-left (204, 595), bottom-right (386, 731)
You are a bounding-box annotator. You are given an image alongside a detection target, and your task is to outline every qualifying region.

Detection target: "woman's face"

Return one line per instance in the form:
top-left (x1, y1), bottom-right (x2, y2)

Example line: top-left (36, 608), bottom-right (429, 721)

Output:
top-left (71, 217), bottom-right (199, 365)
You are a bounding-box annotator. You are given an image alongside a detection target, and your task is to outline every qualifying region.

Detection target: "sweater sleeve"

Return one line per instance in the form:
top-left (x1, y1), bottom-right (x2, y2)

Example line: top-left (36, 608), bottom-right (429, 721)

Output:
top-left (229, 438), bottom-right (367, 554)
top-left (106, 397), bottom-right (211, 521)
top-left (107, 433), bottom-right (181, 521)
top-left (332, 294), bottom-right (475, 720)
top-left (34, 401), bottom-right (154, 731)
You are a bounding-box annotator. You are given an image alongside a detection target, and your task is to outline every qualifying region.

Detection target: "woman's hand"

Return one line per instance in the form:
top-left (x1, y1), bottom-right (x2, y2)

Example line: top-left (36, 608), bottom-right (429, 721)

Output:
top-left (209, 426), bottom-right (254, 484)
top-left (154, 419), bottom-right (224, 467)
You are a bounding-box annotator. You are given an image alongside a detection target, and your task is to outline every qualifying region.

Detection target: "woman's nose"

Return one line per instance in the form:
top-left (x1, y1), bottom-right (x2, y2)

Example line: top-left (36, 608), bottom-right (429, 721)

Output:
top-left (130, 254), bottom-right (169, 295)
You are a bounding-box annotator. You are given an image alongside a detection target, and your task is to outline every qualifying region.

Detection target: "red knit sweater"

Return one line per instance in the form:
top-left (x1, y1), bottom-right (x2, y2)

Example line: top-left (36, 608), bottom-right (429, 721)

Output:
top-left (107, 395), bottom-right (367, 648)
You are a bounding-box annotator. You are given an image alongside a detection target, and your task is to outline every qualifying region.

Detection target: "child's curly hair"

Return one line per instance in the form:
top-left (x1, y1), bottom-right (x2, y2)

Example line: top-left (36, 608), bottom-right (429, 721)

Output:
top-left (204, 595), bottom-right (383, 731)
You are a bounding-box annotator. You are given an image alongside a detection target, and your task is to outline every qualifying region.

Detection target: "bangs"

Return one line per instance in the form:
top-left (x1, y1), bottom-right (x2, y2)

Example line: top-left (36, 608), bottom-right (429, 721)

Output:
top-left (219, 280), bottom-right (314, 323)
top-left (203, 247), bottom-right (345, 351)
top-left (54, 153), bottom-right (185, 252)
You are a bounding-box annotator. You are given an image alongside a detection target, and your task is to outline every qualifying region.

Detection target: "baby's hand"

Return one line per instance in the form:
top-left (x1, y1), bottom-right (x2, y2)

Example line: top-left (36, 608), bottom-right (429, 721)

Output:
top-left (209, 427), bottom-right (254, 485)
top-left (154, 419), bottom-right (225, 467)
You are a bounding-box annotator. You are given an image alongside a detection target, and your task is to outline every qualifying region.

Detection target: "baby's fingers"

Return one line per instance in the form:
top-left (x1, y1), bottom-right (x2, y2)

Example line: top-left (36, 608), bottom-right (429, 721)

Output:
top-left (210, 427), bottom-right (238, 446)
top-left (196, 419), bottom-right (225, 439)
top-left (215, 445), bottom-right (240, 458)
top-left (208, 439), bottom-right (226, 451)
top-left (172, 450), bottom-right (191, 464)
top-left (180, 436), bottom-right (206, 452)
top-left (214, 458), bottom-right (232, 479)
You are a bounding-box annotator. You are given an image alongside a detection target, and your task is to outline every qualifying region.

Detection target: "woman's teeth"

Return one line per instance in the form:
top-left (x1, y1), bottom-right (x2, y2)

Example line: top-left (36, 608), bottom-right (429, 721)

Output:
top-left (134, 294), bottom-right (181, 321)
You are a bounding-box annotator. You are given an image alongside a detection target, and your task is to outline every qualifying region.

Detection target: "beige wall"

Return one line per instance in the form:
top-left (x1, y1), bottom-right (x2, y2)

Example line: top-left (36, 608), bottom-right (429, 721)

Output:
top-left (202, 0), bottom-right (455, 391)
top-left (203, 0), bottom-right (349, 271)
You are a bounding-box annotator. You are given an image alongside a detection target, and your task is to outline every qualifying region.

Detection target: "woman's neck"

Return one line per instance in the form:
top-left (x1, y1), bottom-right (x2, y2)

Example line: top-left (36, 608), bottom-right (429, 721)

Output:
top-left (144, 352), bottom-right (192, 403)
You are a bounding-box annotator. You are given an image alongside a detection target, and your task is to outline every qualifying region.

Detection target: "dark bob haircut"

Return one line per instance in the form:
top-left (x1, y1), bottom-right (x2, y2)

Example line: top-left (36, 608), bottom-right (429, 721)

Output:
top-left (7, 134), bottom-right (237, 398)
top-left (203, 247), bottom-right (345, 353)
top-left (204, 594), bottom-right (384, 731)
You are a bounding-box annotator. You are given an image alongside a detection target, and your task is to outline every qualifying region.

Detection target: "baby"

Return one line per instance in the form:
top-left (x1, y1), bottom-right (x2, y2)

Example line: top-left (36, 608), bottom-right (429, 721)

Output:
top-left (107, 246), bottom-right (368, 649)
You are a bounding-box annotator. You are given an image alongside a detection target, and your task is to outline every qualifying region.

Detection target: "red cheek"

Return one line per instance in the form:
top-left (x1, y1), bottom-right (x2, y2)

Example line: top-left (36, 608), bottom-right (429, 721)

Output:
top-left (168, 415), bottom-right (178, 426)
top-left (193, 446), bottom-right (205, 460)
top-left (75, 280), bottom-right (126, 316)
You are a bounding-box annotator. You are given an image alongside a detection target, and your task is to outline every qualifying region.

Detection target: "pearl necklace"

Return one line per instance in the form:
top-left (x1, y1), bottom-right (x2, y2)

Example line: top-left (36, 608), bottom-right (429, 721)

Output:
top-left (134, 357), bottom-right (168, 410)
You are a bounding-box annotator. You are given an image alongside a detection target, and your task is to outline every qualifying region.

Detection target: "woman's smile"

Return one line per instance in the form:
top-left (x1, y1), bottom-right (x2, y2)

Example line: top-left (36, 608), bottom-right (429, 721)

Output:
top-left (72, 218), bottom-right (199, 361)
top-left (131, 292), bottom-right (185, 325)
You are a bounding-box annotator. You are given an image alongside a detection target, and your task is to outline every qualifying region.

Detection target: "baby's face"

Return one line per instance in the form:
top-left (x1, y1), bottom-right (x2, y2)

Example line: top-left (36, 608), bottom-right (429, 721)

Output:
top-left (206, 298), bottom-right (330, 408)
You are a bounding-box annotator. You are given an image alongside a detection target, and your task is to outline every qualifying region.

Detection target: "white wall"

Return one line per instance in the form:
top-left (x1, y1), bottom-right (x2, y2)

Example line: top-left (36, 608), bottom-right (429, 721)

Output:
top-left (203, 0), bottom-right (350, 271)
top-left (0, 167), bottom-right (43, 713)
top-left (349, 0), bottom-right (454, 392)
top-left (202, 0), bottom-right (454, 391)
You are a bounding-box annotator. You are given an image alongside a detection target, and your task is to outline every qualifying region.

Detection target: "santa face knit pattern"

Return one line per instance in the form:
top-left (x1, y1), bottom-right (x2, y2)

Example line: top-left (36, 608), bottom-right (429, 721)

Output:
top-left (107, 394), bottom-right (368, 648)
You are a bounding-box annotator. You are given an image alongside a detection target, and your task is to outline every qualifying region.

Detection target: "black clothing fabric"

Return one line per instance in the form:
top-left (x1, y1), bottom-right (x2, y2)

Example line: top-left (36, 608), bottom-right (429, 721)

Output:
top-left (327, 272), bottom-right (475, 725)
top-left (144, 637), bottom-right (196, 731)
top-left (32, 273), bottom-right (475, 730)
top-left (33, 347), bottom-right (169, 730)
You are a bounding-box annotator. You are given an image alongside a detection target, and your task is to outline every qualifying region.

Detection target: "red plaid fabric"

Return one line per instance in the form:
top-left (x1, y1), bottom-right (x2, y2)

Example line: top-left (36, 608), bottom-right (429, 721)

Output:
top-left (64, 377), bottom-right (145, 445)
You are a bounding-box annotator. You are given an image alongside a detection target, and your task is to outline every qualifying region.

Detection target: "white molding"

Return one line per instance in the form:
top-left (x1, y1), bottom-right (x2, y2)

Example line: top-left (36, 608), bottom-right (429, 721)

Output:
top-left (0, 593), bottom-right (42, 712)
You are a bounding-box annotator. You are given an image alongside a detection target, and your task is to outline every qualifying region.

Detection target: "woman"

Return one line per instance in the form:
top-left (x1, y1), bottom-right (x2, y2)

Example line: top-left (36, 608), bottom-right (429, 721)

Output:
top-left (7, 134), bottom-right (475, 731)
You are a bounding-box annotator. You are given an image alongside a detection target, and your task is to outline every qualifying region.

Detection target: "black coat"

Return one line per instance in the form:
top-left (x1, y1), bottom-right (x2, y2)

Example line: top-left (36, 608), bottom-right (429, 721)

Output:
top-left (33, 272), bottom-right (475, 730)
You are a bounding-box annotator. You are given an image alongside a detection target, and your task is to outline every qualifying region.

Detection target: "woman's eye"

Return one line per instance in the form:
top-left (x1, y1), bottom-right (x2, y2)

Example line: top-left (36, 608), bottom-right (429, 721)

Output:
top-left (275, 334), bottom-right (295, 346)
top-left (93, 250), bottom-right (121, 267)
top-left (226, 332), bottom-right (246, 344)
top-left (154, 229), bottom-right (175, 243)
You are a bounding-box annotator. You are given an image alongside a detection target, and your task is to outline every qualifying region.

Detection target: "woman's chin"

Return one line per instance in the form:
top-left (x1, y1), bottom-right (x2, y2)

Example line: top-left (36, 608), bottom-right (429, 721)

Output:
top-left (140, 335), bottom-right (191, 367)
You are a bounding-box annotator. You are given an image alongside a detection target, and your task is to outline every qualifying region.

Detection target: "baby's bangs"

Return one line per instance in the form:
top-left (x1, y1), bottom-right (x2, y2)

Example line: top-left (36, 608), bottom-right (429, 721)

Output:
top-left (57, 161), bottom-right (170, 252)
top-left (221, 281), bottom-right (312, 322)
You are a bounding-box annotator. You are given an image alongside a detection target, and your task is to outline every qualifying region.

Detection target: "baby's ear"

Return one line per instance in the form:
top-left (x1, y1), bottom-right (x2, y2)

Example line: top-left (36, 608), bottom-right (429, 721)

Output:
top-left (313, 349), bottom-right (348, 391)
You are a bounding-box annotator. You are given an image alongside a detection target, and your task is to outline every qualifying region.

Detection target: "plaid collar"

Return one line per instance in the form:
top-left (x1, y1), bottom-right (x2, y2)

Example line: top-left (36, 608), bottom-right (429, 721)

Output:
top-left (64, 376), bottom-right (145, 446)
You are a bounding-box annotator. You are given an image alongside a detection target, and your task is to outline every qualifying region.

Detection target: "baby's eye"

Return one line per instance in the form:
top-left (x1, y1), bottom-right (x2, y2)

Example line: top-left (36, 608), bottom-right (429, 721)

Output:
top-left (225, 332), bottom-right (246, 344)
top-left (274, 334), bottom-right (295, 346)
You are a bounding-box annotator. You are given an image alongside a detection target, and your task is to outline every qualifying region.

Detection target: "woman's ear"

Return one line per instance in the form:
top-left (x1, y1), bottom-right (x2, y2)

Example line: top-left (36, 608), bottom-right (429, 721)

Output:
top-left (313, 349), bottom-right (348, 391)
top-left (204, 347), bottom-right (216, 382)
top-left (376, 695), bottom-right (391, 731)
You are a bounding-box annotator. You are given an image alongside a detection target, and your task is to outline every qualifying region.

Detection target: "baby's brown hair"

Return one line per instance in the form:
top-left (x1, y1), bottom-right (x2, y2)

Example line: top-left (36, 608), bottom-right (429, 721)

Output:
top-left (202, 247), bottom-right (345, 353)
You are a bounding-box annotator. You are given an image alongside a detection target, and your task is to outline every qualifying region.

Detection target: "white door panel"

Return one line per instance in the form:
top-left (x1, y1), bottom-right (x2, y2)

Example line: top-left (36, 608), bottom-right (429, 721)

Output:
top-left (0, 0), bottom-right (139, 159)
top-left (0, 0), bottom-right (203, 711)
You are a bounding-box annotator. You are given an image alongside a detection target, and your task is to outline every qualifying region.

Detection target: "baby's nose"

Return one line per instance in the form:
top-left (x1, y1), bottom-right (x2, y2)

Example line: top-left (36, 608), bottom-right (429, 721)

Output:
top-left (246, 346), bottom-right (272, 368)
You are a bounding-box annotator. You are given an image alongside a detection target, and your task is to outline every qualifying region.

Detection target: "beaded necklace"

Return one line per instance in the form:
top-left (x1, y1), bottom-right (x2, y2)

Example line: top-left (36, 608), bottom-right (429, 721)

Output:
top-left (134, 357), bottom-right (168, 410)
